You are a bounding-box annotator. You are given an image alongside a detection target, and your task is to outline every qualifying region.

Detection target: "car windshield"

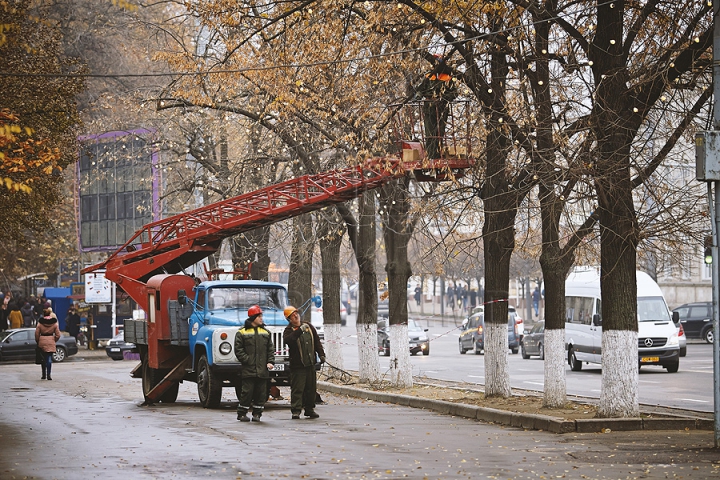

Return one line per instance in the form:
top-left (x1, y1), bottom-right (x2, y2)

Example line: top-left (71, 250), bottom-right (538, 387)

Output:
top-left (408, 319), bottom-right (423, 332)
top-left (207, 287), bottom-right (287, 311)
top-left (637, 297), bottom-right (671, 322)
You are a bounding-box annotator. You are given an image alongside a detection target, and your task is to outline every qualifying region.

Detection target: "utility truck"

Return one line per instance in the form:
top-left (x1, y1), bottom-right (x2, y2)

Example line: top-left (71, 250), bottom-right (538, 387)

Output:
top-left (82, 135), bottom-right (474, 407)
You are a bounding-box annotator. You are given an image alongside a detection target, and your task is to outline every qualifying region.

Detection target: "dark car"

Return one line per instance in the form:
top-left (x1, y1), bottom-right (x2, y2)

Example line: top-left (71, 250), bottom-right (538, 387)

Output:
top-left (377, 318), bottom-right (430, 356)
top-left (105, 332), bottom-right (137, 360)
top-left (521, 321), bottom-right (545, 359)
top-left (673, 302), bottom-right (714, 344)
top-left (0, 328), bottom-right (78, 363)
top-left (458, 312), bottom-right (520, 355)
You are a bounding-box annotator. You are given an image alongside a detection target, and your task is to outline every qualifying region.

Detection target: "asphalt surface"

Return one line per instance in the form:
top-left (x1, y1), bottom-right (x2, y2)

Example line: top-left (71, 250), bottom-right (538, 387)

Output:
top-left (0, 345), bottom-right (715, 479)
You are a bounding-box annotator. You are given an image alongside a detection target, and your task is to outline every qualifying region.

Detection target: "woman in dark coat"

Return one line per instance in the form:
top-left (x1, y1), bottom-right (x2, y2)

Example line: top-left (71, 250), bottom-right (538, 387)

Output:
top-left (35, 308), bottom-right (61, 380)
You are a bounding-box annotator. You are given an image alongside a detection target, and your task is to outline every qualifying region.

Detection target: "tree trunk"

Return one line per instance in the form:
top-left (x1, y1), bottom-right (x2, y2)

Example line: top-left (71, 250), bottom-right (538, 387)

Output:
top-left (355, 193), bottom-right (380, 383)
top-left (288, 214), bottom-right (314, 323)
top-left (381, 179), bottom-right (413, 387)
top-left (318, 212), bottom-right (344, 372)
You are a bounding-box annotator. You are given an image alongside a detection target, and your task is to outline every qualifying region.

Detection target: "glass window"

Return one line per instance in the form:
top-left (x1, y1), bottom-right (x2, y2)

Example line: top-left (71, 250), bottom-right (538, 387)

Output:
top-left (195, 290), bottom-right (205, 311)
top-left (207, 287), bottom-right (288, 311)
top-left (566, 296), bottom-right (595, 325)
top-left (637, 297), bottom-right (671, 322)
top-left (690, 305), bottom-right (709, 318)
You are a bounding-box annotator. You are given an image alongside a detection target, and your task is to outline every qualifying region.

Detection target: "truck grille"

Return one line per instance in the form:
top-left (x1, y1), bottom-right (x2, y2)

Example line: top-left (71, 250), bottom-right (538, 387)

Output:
top-left (272, 331), bottom-right (288, 357)
top-left (638, 337), bottom-right (667, 348)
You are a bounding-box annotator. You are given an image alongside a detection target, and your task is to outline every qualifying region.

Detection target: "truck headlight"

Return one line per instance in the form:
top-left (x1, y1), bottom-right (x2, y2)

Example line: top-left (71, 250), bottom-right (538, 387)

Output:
top-left (219, 342), bottom-right (232, 355)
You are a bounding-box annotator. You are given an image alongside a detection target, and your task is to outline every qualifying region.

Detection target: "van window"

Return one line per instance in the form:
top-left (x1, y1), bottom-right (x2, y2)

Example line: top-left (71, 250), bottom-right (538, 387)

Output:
top-left (566, 296), bottom-right (595, 325)
top-left (637, 296), bottom-right (671, 322)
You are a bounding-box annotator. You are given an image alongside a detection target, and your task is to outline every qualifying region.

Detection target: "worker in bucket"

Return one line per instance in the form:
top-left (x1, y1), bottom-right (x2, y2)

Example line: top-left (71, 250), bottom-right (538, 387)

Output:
top-left (283, 305), bottom-right (326, 419)
top-left (234, 305), bottom-right (275, 422)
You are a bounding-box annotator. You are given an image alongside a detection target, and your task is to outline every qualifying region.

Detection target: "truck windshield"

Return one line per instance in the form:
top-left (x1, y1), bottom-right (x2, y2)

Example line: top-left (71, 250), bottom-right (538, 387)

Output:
top-left (208, 287), bottom-right (287, 311)
top-left (637, 296), bottom-right (671, 322)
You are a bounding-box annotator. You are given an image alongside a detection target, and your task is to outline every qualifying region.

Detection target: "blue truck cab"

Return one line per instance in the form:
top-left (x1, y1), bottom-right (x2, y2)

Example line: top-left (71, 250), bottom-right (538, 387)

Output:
top-left (188, 280), bottom-right (292, 407)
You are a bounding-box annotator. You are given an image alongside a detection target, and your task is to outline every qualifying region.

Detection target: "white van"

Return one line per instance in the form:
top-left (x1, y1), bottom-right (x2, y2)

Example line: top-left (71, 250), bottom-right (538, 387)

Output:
top-left (565, 268), bottom-right (680, 373)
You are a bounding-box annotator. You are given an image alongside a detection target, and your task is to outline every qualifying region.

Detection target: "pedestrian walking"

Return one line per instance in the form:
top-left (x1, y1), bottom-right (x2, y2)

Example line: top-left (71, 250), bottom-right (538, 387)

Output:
top-left (8, 303), bottom-right (23, 329)
top-left (0, 294), bottom-right (8, 331)
top-left (283, 305), bottom-right (325, 420)
top-left (234, 305), bottom-right (275, 422)
top-left (414, 286), bottom-right (422, 306)
top-left (21, 301), bottom-right (35, 327)
top-left (532, 286), bottom-right (541, 318)
top-left (35, 307), bottom-right (61, 380)
top-left (65, 306), bottom-right (80, 340)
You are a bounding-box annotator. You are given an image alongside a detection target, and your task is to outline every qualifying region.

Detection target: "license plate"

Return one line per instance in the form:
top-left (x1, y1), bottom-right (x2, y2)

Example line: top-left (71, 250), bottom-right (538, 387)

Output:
top-left (273, 363), bottom-right (285, 371)
top-left (110, 348), bottom-right (120, 352)
top-left (640, 356), bottom-right (659, 363)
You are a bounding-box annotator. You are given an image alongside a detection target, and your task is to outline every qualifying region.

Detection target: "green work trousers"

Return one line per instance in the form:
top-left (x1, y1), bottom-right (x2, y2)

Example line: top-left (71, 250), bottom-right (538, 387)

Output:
top-left (237, 377), bottom-right (268, 416)
top-left (290, 365), bottom-right (317, 414)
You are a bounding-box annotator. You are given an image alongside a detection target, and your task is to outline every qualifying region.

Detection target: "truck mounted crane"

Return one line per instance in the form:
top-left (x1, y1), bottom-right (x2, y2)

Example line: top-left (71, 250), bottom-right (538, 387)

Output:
top-left (82, 139), bottom-right (474, 408)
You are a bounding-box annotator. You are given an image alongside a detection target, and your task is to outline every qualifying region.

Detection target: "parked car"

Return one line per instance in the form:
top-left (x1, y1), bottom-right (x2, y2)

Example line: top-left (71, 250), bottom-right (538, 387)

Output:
top-left (673, 302), bottom-right (714, 344)
top-left (521, 321), bottom-right (545, 359)
top-left (377, 318), bottom-right (430, 356)
top-left (310, 307), bottom-right (325, 341)
top-left (458, 312), bottom-right (521, 355)
top-left (0, 328), bottom-right (78, 363)
top-left (678, 322), bottom-right (686, 357)
top-left (105, 331), bottom-right (137, 360)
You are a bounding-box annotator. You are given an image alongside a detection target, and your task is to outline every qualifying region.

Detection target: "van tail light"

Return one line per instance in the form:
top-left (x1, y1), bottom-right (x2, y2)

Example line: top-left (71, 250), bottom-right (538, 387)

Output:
top-left (515, 316), bottom-right (523, 324)
top-left (678, 324), bottom-right (685, 337)
top-left (477, 325), bottom-right (483, 335)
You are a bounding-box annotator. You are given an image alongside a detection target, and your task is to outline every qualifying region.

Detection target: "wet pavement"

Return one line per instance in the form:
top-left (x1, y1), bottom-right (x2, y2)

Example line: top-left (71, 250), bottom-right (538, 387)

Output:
top-left (0, 351), bottom-right (717, 479)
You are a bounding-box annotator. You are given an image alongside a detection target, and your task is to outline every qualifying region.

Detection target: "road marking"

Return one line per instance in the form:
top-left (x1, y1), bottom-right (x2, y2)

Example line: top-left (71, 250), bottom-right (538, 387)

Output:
top-left (679, 398), bottom-right (709, 403)
top-left (638, 380), bottom-right (661, 384)
top-left (524, 381), bottom-right (544, 386)
top-left (683, 369), bottom-right (713, 374)
top-left (467, 375), bottom-right (483, 378)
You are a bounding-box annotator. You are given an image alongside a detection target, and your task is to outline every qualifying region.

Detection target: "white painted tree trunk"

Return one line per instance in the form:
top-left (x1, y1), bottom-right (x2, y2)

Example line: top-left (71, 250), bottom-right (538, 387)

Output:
top-left (599, 329), bottom-right (639, 417)
top-left (543, 328), bottom-right (566, 408)
top-left (323, 323), bottom-right (344, 373)
top-left (357, 323), bottom-right (381, 383)
top-left (484, 322), bottom-right (511, 397)
top-left (389, 324), bottom-right (412, 388)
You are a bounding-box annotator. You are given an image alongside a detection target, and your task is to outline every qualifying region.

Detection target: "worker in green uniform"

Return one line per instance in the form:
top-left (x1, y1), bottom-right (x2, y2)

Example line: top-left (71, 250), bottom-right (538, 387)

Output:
top-left (235, 305), bottom-right (275, 422)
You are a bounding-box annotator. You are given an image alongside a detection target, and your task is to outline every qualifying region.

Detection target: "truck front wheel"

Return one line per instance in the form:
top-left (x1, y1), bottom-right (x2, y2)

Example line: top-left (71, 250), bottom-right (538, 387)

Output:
top-left (197, 355), bottom-right (222, 408)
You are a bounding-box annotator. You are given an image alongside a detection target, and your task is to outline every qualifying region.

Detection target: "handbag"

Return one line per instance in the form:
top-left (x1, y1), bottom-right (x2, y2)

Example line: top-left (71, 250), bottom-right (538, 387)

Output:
top-left (35, 347), bottom-right (43, 365)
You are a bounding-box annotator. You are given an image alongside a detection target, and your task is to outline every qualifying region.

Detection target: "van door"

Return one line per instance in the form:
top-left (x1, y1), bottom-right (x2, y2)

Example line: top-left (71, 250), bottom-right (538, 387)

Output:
top-left (565, 296), bottom-right (601, 364)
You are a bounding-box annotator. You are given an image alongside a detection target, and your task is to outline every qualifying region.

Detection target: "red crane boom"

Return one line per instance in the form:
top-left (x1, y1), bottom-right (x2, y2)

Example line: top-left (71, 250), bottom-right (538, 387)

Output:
top-left (82, 151), bottom-right (473, 297)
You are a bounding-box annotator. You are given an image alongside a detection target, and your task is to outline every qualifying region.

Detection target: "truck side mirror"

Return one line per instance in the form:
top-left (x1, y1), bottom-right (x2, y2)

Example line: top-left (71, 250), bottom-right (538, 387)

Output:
top-left (592, 314), bottom-right (602, 327)
top-left (672, 310), bottom-right (679, 324)
top-left (177, 290), bottom-right (187, 306)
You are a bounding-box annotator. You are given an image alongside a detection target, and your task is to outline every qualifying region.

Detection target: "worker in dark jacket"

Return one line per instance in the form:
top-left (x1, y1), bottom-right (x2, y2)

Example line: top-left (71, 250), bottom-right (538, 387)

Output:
top-left (416, 55), bottom-right (457, 160)
top-left (234, 305), bottom-right (275, 422)
top-left (283, 305), bottom-right (325, 419)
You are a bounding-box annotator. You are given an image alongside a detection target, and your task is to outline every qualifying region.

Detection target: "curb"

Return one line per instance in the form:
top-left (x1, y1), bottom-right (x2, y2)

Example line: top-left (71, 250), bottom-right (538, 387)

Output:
top-left (318, 381), bottom-right (711, 434)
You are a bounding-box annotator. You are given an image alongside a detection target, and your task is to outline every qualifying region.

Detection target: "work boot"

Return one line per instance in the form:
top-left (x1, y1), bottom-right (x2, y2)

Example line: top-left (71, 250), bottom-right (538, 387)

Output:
top-left (251, 413), bottom-right (262, 422)
top-left (238, 413), bottom-right (250, 422)
top-left (291, 413), bottom-right (301, 420)
top-left (304, 410), bottom-right (319, 419)
top-left (47, 376), bottom-right (52, 381)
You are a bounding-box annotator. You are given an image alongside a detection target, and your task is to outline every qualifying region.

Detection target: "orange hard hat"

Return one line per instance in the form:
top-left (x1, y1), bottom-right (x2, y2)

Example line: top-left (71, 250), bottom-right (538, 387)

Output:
top-left (284, 306), bottom-right (298, 318)
top-left (248, 305), bottom-right (262, 317)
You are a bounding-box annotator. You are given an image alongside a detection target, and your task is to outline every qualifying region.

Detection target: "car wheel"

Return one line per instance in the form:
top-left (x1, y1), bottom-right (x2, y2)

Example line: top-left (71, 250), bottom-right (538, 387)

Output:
top-left (666, 361), bottom-right (679, 373)
top-left (472, 342), bottom-right (482, 355)
top-left (383, 342), bottom-right (390, 356)
top-left (511, 347), bottom-right (519, 354)
top-left (423, 345), bottom-right (430, 356)
top-left (680, 346), bottom-right (686, 357)
top-left (459, 340), bottom-right (466, 354)
top-left (521, 344), bottom-right (530, 359)
top-left (569, 349), bottom-right (582, 371)
top-left (538, 343), bottom-right (545, 361)
top-left (197, 354), bottom-right (222, 408)
top-left (52, 346), bottom-right (66, 363)
top-left (703, 327), bottom-right (714, 344)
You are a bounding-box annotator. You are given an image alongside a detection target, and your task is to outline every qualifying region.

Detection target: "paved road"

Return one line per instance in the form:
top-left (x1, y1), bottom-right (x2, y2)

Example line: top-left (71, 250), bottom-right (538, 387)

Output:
top-left (334, 315), bottom-right (717, 413)
top-left (0, 358), bottom-right (717, 479)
